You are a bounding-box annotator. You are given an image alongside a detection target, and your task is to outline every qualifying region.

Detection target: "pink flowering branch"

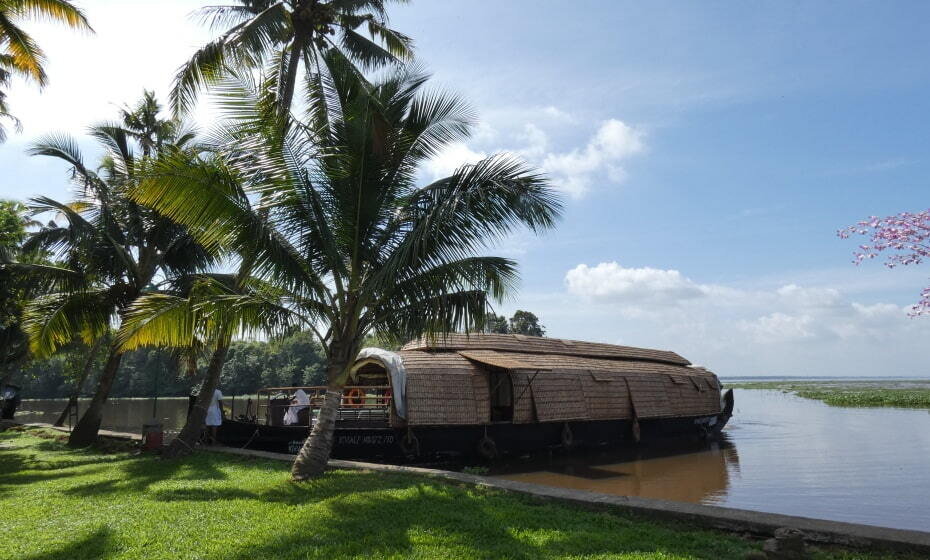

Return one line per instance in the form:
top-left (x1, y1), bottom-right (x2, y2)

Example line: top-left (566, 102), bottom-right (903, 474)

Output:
top-left (838, 209), bottom-right (930, 316)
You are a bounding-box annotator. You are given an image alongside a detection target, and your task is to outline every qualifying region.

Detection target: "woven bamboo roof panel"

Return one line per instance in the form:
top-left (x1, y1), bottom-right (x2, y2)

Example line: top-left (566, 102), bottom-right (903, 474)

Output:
top-left (510, 371), bottom-right (537, 424)
top-left (391, 344), bottom-right (721, 426)
top-left (400, 350), bottom-right (487, 426)
top-left (457, 350), bottom-right (544, 371)
top-left (530, 374), bottom-right (589, 422)
top-left (402, 333), bottom-right (690, 366)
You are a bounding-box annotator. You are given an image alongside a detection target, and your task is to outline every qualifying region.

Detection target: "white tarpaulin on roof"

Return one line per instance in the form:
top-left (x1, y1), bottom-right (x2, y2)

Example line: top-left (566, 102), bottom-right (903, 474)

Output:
top-left (356, 347), bottom-right (407, 419)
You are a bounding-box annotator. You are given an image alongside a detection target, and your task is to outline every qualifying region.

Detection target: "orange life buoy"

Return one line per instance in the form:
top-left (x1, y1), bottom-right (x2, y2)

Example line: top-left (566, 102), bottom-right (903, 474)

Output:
top-left (345, 388), bottom-right (364, 408)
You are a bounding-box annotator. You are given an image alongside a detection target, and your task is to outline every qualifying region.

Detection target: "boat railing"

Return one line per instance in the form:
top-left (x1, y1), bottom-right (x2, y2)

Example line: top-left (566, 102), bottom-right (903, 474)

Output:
top-left (253, 386), bottom-right (393, 427)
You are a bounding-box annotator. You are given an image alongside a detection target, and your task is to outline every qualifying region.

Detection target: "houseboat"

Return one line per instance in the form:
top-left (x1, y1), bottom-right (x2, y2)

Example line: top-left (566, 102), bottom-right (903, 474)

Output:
top-left (217, 333), bottom-right (734, 461)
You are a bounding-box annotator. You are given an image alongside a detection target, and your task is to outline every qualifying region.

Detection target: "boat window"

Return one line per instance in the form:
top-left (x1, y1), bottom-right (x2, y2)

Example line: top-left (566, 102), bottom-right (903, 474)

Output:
top-left (489, 368), bottom-right (514, 422)
top-left (352, 361), bottom-right (389, 386)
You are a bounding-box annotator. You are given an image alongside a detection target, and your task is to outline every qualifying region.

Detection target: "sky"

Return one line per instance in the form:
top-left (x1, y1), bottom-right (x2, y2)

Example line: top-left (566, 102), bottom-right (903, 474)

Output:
top-left (2, 1), bottom-right (930, 377)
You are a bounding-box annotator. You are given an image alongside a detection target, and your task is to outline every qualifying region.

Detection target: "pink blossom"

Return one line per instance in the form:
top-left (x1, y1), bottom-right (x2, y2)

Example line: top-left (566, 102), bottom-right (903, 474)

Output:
top-left (839, 209), bottom-right (930, 316)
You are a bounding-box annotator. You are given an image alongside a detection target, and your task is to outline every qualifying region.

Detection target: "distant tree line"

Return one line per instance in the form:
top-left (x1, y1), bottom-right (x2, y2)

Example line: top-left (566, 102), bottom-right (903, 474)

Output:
top-left (16, 330), bottom-right (326, 399)
top-left (484, 310), bottom-right (546, 337)
top-left (15, 310), bottom-right (546, 399)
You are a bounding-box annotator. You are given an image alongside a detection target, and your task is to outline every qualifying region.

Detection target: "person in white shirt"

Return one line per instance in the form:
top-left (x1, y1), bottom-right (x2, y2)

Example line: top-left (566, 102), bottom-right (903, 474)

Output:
top-left (205, 388), bottom-right (224, 444)
top-left (283, 389), bottom-right (311, 426)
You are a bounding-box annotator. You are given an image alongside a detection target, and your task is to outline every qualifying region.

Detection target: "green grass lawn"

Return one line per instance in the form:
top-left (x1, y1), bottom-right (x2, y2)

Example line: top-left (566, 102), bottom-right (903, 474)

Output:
top-left (723, 380), bottom-right (930, 409)
top-left (0, 427), bottom-right (913, 560)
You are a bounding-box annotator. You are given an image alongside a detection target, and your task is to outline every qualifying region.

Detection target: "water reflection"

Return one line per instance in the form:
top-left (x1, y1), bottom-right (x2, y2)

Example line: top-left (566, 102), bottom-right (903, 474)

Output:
top-left (493, 436), bottom-right (740, 503)
top-left (16, 397), bottom-right (196, 434)
top-left (491, 389), bottom-right (930, 532)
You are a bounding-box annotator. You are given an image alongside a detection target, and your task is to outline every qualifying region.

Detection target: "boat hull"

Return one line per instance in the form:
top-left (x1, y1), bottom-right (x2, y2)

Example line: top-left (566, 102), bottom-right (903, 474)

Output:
top-left (217, 409), bottom-right (733, 462)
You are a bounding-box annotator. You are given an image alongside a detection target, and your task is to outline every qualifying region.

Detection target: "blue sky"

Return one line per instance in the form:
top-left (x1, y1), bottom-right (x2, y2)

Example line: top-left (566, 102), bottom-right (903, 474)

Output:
top-left (2, 1), bottom-right (930, 376)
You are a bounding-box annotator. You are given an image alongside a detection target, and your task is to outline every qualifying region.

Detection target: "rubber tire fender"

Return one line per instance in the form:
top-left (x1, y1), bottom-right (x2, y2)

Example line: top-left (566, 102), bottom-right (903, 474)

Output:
top-left (631, 418), bottom-right (641, 444)
top-left (476, 435), bottom-right (498, 460)
top-left (560, 423), bottom-right (574, 449)
top-left (399, 430), bottom-right (420, 459)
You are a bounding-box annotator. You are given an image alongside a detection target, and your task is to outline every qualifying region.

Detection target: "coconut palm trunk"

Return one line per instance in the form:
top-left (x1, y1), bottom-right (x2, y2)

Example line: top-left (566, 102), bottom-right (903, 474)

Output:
top-left (163, 339), bottom-right (230, 458)
top-left (291, 339), bottom-right (355, 479)
top-left (291, 387), bottom-right (342, 482)
top-left (54, 337), bottom-right (104, 427)
top-left (277, 35), bottom-right (305, 122)
top-left (290, 387), bottom-right (342, 480)
top-left (68, 350), bottom-right (123, 447)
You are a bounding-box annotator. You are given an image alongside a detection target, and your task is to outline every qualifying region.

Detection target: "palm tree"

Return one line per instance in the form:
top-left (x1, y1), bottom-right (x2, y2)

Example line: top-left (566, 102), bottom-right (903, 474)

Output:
top-left (0, 199), bottom-right (37, 385)
top-left (119, 270), bottom-right (295, 457)
top-left (52, 334), bottom-right (105, 427)
top-left (115, 110), bottom-right (300, 458)
top-left (23, 94), bottom-right (212, 447)
top-left (172, 0), bottom-right (412, 119)
top-left (131, 58), bottom-right (562, 479)
top-left (0, 0), bottom-right (92, 141)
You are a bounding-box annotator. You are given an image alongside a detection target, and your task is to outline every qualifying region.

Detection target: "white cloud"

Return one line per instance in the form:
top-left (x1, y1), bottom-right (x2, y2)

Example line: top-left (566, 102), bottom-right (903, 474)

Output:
top-left (544, 262), bottom-right (930, 376)
top-left (422, 111), bottom-right (645, 199)
top-left (565, 262), bottom-right (705, 303)
top-left (541, 106), bottom-right (576, 123)
top-left (775, 284), bottom-right (843, 309)
top-left (541, 119), bottom-right (644, 198)
top-left (514, 123), bottom-right (548, 159)
top-left (471, 122), bottom-right (498, 144)
top-left (423, 142), bottom-right (487, 180)
top-left (740, 312), bottom-right (815, 342)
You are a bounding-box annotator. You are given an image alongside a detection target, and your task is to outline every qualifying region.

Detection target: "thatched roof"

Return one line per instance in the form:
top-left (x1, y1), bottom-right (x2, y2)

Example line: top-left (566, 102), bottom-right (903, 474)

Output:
top-left (388, 333), bottom-right (721, 427)
top-left (401, 333), bottom-right (690, 366)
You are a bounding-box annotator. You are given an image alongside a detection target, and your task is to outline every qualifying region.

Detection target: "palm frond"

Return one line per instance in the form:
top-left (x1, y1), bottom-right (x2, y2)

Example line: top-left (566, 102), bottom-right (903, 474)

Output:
top-left (117, 293), bottom-right (196, 352)
top-left (372, 289), bottom-right (489, 343)
top-left (27, 134), bottom-right (97, 190)
top-left (170, 2), bottom-right (288, 116)
top-left (338, 27), bottom-right (399, 69)
top-left (191, 4), bottom-right (259, 32)
top-left (0, 11), bottom-right (46, 84)
top-left (10, 0), bottom-right (93, 30)
top-left (369, 155), bottom-right (561, 294)
top-left (23, 288), bottom-right (117, 358)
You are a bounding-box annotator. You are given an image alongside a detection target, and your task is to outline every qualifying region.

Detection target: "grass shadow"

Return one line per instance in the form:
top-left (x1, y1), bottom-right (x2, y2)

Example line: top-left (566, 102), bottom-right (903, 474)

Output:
top-left (63, 448), bottom-right (229, 499)
top-left (19, 527), bottom-right (113, 560)
top-left (205, 472), bottom-right (753, 560)
top-left (151, 469), bottom-right (412, 505)
top-left (0, 446), bottom-right (121, 499)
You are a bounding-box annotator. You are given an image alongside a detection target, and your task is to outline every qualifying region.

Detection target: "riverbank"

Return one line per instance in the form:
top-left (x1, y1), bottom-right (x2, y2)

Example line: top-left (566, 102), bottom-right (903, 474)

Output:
top-left (723, 380), bottom-right (930, 409)
top-left (0, 427), bottom-right (913, 560)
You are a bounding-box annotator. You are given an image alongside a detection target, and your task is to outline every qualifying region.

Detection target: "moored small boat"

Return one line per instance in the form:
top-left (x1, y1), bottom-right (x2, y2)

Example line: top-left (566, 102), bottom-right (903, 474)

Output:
top-left (217, 334), bottom-right (734, 461)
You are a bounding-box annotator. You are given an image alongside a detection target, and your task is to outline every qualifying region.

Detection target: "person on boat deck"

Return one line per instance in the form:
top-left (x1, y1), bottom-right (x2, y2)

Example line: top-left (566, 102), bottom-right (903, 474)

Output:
top-left (283, 389), bottom-right (310, 426)
top-left (205, 388), bottom-right (224, 444)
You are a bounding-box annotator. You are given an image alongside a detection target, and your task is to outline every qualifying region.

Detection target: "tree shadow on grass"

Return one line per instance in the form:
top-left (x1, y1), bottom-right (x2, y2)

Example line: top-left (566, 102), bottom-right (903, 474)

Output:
top-left (19, 527), bottom-right (113, 560)
top-left (64, 450), bottom-right (229, 498)
top-left (0, 449), bottom-right (120, 499)
top-left (198, 473), bottom-right (753, 560)
top-left (151, 469), bottom-right (412, 505)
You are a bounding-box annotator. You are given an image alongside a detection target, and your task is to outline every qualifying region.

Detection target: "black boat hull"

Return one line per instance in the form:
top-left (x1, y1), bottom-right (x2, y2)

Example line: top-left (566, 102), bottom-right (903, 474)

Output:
top-left (217, 408), bottom-right (732, 462)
